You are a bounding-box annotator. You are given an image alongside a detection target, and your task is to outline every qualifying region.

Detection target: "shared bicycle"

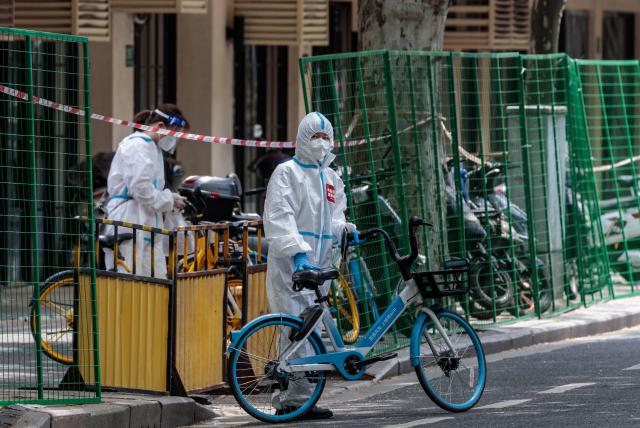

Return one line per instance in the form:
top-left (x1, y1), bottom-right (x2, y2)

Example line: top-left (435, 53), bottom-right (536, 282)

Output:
top-left (226, 216), bottom-right (487, 423)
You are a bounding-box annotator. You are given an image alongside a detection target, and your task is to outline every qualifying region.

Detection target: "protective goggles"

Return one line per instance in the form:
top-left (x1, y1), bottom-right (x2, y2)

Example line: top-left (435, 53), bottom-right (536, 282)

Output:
top-left (153, 108), bottom-right (186, 128)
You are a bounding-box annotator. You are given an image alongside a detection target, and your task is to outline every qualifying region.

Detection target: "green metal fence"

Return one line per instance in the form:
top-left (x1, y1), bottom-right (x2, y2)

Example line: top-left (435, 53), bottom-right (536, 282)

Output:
top-left (300, 50), bottom-right (635, 357)
top-left (570, 59), bottom-right (640, 300)
top-left (0, 28), bottom-right (99, 404)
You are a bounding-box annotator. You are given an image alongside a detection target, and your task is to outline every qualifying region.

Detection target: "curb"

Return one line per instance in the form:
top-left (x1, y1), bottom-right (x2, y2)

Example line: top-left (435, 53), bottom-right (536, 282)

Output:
top-left (366, 295), bottom-right (640, 381)
top-left (1, 394), bottom-right (218, 428)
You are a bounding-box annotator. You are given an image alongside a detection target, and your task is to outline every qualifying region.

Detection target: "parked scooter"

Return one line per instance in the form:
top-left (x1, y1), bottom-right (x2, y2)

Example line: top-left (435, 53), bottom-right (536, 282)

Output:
top-left (444, 161), bottom-right (514, 318)
top-left (464, 162), bottom-right (552, 315)
top-left (598, 174), bottom-right (640, 282)
top-left (178, 173), bottom-right (267, 261)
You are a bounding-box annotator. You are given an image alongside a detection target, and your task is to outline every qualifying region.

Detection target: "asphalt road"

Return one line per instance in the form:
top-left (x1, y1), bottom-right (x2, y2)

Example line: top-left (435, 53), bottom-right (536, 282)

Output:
top-left (195, 325), bottom-right (640, 427)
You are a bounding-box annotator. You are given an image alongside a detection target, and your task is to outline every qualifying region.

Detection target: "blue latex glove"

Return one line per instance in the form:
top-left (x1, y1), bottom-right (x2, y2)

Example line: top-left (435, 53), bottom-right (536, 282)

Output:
top-left (293, 252), bottom-right (320, 272)
top-left (348, 231), bottom-right (366, 246)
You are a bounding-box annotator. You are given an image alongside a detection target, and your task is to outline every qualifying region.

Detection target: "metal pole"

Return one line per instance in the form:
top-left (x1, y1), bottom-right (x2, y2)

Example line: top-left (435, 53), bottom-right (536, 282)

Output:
top-left (25, 35), bottom-right (44, 400)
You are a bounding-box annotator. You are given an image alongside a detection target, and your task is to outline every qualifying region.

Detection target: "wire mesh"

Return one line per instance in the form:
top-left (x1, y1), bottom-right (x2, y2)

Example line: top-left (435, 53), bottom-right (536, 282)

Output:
top-left (570, 59), bottom-right (640, 301)
top-left (300, 50), bottom-right (624, 357)
top-left (0, 28), bottom-right (99, 404)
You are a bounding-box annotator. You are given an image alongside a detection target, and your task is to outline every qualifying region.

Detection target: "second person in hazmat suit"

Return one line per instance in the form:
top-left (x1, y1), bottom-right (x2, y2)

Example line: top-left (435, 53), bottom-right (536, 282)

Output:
top-left (263, 112), bottom-right (361, 419)
top-left (103, 104), bottom-right (189, 278)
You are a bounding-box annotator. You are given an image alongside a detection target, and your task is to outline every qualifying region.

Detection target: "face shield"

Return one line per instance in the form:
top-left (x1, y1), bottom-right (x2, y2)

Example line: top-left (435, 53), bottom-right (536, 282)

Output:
top-left (154, 108), bottom-right (186, 154)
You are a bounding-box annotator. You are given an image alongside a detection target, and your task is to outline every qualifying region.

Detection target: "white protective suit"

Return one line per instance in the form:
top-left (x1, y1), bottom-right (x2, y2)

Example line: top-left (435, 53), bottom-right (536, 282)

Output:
top-left (103, 132), bottom-right (174, 278)
top-left (263, 112), bottom-right (355, 407)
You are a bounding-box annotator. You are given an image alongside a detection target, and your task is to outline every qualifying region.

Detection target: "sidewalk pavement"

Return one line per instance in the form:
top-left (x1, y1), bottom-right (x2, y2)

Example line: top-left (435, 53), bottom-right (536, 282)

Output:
top-left (0, 393), bottom-right (217, 428)
top-left (4, 295), bottom-right (640, 427)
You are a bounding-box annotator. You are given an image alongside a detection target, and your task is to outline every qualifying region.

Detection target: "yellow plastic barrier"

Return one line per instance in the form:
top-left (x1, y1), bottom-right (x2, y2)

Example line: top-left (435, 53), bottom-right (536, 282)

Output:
top-left (246, 266), bottom-right (268, 322)
top-left (174, 272), bottom-right (226, 392)
top-left (240, 221), bottom-right (269, 324)
top-left (245, 266), bottom-right (273, 374)
top-left (76, 220), bottom-right (229, 394)
top-left (240, 222), bottom-right (272, 371)
top-left (78, 272), bottom-right (170, 392)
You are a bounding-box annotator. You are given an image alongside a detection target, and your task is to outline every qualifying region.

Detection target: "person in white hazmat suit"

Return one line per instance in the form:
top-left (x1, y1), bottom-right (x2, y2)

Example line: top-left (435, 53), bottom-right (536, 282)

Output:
top-left (103, 104), bottom-right (188, 278)
top-left (263, 112), bottom-right (363, 419)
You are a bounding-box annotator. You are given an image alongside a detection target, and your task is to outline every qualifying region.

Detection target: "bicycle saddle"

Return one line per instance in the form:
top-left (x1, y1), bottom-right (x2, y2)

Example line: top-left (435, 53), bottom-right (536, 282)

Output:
top-left (98, 233), bottom-right (134, 249)
top-left (292, 268), bottom-right (339, 290)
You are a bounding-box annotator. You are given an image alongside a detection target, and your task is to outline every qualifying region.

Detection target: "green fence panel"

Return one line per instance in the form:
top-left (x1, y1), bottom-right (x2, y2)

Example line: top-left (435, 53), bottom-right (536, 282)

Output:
top-left (391, 51), bottom-right (465, 322)
top-left (519, 54), bottom-right (583, 315)
top-left (571, 59), bottom-right (640, 300)
top-left (567, 60), bottom-right (612, 305)
top-left (0, 28), bottom-right (99, 405)
top-left (446, 53), bottom-right (523, 326)
top-left (301, 52), bottom-right (409, 354)
top-left (300, 50), bottom-right (639, 356)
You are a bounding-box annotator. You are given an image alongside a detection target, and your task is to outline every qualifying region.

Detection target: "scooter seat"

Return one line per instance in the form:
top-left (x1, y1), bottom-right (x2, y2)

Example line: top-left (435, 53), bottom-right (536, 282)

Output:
top-left (292, 268), bottom-right (339, 290)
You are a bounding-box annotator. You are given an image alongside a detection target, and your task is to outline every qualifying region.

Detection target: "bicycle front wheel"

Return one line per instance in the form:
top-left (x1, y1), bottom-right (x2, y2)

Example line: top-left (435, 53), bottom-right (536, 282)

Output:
top-left (227, 317), bottom-right (326, 423)
top-left (30, 270), bottom-right (76, 365)
top-left (414, 310), bottom-right (486, 412)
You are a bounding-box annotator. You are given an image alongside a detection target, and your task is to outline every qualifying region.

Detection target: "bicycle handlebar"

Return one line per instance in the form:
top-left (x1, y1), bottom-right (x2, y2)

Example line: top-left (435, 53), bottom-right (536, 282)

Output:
top-left (359, 216), bottom-right (432, 280)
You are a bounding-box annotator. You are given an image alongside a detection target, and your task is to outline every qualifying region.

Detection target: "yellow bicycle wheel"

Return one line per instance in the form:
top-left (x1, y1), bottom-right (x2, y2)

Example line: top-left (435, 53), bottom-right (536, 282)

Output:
top-left (30, 271), bottom-right (76, 365)
top-left (225, 276), bottom-right (244, 336)
top-left (329, 275), bottom-right (360, 344)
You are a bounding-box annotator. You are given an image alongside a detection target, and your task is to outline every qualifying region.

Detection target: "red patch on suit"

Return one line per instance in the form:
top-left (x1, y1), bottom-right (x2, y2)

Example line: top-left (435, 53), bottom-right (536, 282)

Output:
top-left (326, 183), bottom-right (335, 204)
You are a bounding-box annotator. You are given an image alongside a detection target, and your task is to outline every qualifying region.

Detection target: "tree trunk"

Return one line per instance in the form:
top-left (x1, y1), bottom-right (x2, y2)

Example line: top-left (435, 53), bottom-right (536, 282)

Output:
top-left (358, 0), bottom-right (451, 270)
top-left (531, 0), bottom-right (567, 53)
top-left (359, 0), bottom-right (450, 51)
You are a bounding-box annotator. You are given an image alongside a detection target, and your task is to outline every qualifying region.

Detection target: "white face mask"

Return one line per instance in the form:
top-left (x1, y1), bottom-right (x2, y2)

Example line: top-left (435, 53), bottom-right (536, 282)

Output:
top-left (297, 138), bottom-right (324, 163)
top-left (158, 135), bottom-right (178, 154)
top-left (308, 138), bottom-right (333, 161)
top-left (320, 138), bottom-right (333, 156)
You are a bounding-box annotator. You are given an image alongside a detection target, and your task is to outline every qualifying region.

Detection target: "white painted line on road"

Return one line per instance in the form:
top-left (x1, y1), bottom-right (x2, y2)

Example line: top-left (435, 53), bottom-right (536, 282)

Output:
top-left (382, 416), bottom-right (454, 428)
top-left (476, 399), bottom-right (531, 409)
top-left (538, 383), bottom-right (596, 394)
top-left (623, 363), bottom-right (640, 371)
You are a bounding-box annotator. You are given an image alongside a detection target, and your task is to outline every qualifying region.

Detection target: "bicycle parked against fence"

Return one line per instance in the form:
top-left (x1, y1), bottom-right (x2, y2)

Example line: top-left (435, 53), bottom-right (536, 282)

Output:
top-left (328, 230), bottom-right (380, 344)
top-left (226, 216), bottom-right (486, 423)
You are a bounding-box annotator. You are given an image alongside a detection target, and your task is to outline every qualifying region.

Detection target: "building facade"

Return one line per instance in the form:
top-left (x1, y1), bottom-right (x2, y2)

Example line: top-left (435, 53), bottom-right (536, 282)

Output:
top-left (3, 0), bottom-right (640, 195)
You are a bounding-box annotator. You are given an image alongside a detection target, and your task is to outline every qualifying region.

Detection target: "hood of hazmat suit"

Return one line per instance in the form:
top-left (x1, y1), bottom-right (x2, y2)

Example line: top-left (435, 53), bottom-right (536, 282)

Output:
top-left (263, 112), bottom-right (355, 306)
top-left (103, 132), bottom-right (174, 278)
top-left (262, 111), bottom-right (356, 407)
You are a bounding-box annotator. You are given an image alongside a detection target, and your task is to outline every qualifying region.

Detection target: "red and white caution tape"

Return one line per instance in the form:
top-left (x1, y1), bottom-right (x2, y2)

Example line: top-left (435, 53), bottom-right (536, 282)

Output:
top-left (0, 83), bottom-right (431, 149)
top-left (0, 83), bottom-right (296, 148)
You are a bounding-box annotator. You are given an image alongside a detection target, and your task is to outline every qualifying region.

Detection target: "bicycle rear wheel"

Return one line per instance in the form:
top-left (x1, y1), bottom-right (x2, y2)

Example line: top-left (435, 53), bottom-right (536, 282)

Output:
top-left (227, 317), bottom-right (326, 423)
top-left (414, 310), bottom-right (486, 412)
top-left (30, 271), bottom-right (76, 365)
top-left (329, 275), bottom-right (360, 344)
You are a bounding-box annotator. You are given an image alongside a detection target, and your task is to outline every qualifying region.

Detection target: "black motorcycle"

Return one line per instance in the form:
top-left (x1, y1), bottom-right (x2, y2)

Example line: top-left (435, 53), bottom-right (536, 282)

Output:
top-left (444, 162), bottom-right (514, 319)
top-left (178, 173), bottom-right (267, 262)
top-left (465, 163), bottom-right (552, 316)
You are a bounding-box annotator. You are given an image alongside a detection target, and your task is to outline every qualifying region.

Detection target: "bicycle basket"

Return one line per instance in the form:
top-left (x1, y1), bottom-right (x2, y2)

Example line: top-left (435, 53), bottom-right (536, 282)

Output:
top-left (413, 258), bottom-right (469, 299)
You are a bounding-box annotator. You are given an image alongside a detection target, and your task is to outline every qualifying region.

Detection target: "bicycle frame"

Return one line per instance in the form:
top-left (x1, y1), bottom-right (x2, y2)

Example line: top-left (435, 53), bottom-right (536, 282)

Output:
top-left (348, 254), bottom-right (380, 321)
top-left (277, 275), bottom-right (458, 379)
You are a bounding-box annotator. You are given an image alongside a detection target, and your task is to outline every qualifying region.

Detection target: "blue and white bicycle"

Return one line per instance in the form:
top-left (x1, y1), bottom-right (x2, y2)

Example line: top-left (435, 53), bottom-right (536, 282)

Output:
top-left (226, 217), bottom-right (486, 423)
